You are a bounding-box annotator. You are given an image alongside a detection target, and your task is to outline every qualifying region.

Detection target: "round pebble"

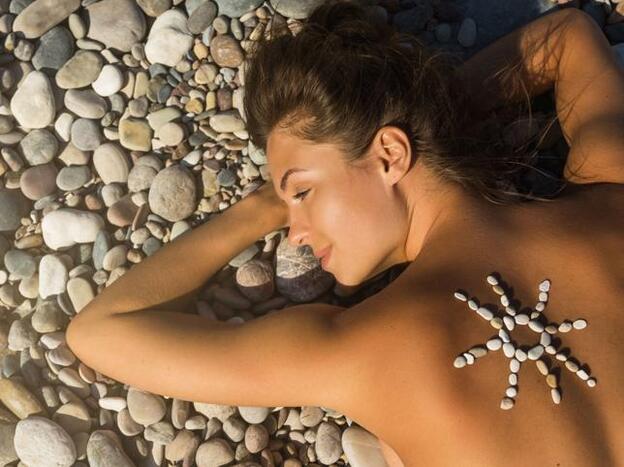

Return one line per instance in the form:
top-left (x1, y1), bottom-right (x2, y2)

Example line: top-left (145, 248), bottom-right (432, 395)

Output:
top-left (573, 319), bottom-right (587, 330)
top-left (551, 388), bottom-right (561, 404)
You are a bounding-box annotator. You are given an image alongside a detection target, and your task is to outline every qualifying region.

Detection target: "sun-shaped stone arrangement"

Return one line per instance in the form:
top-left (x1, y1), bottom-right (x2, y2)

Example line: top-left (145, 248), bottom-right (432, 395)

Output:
top-left (451, 273), bottom-right (597, 410)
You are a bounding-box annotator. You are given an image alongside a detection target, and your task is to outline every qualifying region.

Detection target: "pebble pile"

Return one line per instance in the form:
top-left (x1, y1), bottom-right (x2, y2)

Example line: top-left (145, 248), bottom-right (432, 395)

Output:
top-left (0, 0), bottom-right (620, 465)
top-left (453, 274), bottom-right (597, 410)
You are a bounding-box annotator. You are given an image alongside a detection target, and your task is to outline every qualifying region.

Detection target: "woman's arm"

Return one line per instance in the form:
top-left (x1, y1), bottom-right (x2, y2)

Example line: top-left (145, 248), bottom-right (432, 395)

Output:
top-left (70, 181), bottom-right (288, 323)
top-left (455, 8), bottom-right (576, 118)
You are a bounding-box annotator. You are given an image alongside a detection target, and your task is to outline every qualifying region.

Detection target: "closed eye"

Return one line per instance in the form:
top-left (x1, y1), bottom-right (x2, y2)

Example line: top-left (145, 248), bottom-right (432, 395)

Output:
top-left (293, 189), bottom-right (310, 202)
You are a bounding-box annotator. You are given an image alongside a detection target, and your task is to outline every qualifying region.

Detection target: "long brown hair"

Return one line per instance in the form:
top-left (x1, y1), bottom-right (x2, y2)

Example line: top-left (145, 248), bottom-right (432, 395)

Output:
top-left (242, 0), bottom-right (576, 204)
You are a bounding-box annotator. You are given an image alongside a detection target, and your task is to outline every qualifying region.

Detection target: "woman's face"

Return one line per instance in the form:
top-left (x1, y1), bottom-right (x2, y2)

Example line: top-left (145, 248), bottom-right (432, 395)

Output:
top-left (266, 128), bottom-right (411, 286)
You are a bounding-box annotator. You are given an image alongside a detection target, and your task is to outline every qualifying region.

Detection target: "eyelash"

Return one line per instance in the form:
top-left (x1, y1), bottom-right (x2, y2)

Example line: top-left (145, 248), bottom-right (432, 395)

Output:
top-left (293, 189), bottom-right (310, 201)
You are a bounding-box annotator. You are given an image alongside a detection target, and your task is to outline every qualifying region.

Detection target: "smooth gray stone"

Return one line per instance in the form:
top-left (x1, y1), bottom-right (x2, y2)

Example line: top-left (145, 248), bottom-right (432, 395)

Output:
top-left (0, 188), bottom-right (31, 231)
top-left (86, 0), bottom-right (146, 52)
top-left (215, 0), bottom-right (264, 18)
top-left (32, 26), bottom-right (74, 70)
top-left (269, 0), bottom-right (324, 20)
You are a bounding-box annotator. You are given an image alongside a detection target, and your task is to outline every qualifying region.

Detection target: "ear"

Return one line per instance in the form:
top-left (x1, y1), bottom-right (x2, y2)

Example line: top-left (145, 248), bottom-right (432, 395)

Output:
top-left (375, 126), bottom-right (413, 186)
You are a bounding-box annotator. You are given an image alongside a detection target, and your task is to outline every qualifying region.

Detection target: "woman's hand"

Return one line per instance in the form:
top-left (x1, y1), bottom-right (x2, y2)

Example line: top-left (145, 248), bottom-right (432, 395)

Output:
top-left (245, 180), bottom-right (289, 230)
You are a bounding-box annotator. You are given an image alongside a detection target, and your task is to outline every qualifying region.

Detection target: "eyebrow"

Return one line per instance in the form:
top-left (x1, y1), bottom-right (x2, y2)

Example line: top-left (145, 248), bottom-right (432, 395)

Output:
top-left (280, 168), bottom-right (308, 193)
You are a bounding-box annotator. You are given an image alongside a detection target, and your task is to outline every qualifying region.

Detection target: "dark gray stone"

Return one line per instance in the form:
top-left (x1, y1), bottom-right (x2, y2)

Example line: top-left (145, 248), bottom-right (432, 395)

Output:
top-left (32, 26), bottom-right (74, 70)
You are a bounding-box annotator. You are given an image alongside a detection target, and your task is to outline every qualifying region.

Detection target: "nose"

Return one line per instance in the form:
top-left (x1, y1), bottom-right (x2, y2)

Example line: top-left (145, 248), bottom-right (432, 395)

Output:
top-left (286, 214), bottom-right (310, 248)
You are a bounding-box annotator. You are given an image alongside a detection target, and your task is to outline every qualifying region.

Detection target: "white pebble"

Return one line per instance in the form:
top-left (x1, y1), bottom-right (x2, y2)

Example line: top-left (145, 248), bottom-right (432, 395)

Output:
top-left (500, 397), bottom-right (515, 410)
top-left (551, 388), bottom-right (561, 404)
top-left (539, 279), bottom-right (550, 292)
top-left (509, 358), bottom-right (520, 373)
top-left (508, 373), bottom-right (518, 385)
top-left (486, 338), bottom-right (502, 351)
top-left (515, 348), bottom-right (527, 362)
top-left (503, 343), bottom-right (515, 358)
top-left (515, 314), bottom-right (529, 325)
top-left (576, 369), bottom-right (589, 380)
top-left (505, 306), bottom-right (517, 316)
top-left (573, 319), bottom-right (587, 330)
top-left (492, 284), bottom-right (504, 295)
top-left (486, 274), bottom-right (498, 285)
top-left (527, 345), bottom-right (544, 360)
top-left (490, 317), bottom-right (504, 329)
top-left (540, 332), bottom-right (552, 347)
top-left (476, 306), bottom-right (494, 320)
top-left (587, 378), bottom-right (597, 387)
top-left (558, 321), bottom-right (573, 333)
top-left (454, 291), bottom-right (468, 301)
top-left (498, 329), bottom-right (510, 343)
top-left (505, 386), bottom-right (518, 398)
top-left (528, 319), bottom-right (545, 333)
top-left (500, 294), bottom-right (509, 307)
top-left (463, 352), bottom-right (475, 365)
top-left (538, 291), bottom-right (548, 302)
top-left (503, 315), bottom-right (515, 331)
top-left (535, 359), bottom-right (549, 376)
top-left (545, 324), bottom-right (558, 334)
top-left (555, 352), bottom-right (568, 362)
top-left (564, 359), bottom-right (579, 372)
top-left (467, 299), bottom-right (478, 311)
top-left (530, 311), bottom-right (541, 319)
top-left (469, 346), bottom-right (487, 358)
top-left (453, 355), bottom-right (467, 368)
top-left (545, 345), bottom-right (557, 355)
top-left (535, 302), bottom-right (546, 312)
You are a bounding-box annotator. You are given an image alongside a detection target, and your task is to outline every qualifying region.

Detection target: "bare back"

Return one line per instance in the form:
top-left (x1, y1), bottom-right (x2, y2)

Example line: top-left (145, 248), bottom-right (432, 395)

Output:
top-left (338, 183), bottom-right (624, 466)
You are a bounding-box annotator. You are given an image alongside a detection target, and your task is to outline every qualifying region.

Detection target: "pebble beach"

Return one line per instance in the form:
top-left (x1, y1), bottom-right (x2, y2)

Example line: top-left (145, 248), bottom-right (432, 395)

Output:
top-left (0, 0), bottom-right (622, 465)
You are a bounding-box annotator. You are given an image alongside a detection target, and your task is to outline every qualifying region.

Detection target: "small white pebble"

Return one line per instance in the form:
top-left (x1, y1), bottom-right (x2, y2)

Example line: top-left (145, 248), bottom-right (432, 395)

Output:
top-left (503, 342), bottom-right (515, 358)
top-left (500, 295), bottom-right (509, 307)
top-left (505, 386), bottom-right (518, 398)
top-left (565, 359), bottom-right (579, 372)
top-left (500, 397), bottom-right (515, 410)
top-left (486, 274), bottom-right (498, 285)
top-left (463, 352), bottom-right (476, 365)
top-left (509, 358), bottom-right (521, 373)
top-left (528, 319), bottom-right (545, 333)
top-left (527, 345), bottom-right (544, 360)
top-left (551, 388), bottom-right (561, 404)
top-left (476, 306), bottom-right (494, 320)
top-left (486, 338), bottom-right (502, 351)
top-left (587, 377), bottom-right (597, 387)
top-left (558, 321), bottom-right (573, 333)
top-left (539, 279), bottom-right (550, 292)
top-left (540, 332), bottom-right (552, 347)
top-left (468, 299), bottom-right (478, 311)
top-left (453, 355), bottom-right (467, 368)
top-left (469, 346), bottom-right (487, 358)
top-left (503, 315), bottom-right (515, 331)
top-left (576, 369), bottom-right (589, 380)
top-left (454, 291), bottom-right (468, 301)
top-left (530, 311), bottom-right (541, 319)
top-left (535, 302), bottom-right (546, 312)
top-left (490, 317), bottom-right (504, 329)
top-left (515, 348), bottom-right (528, 362)
top-left (508, 373), bottom-right (518, 385)
top-left (498, 329), bottom-right (511, 343)
top-left (538, 291), bottom-right (548, 302)
top-left (492, 284), bottom-right (505, 295)
top-left (515, 314), bottom-right (529, 325)
top-left (573, 319), bottom-right (587, 330)
top-left (545, 345), bottom-right (557, 355)
top-left (555, 352), bottom-right (568, 362)
top-left (536, 359), bottom-right (549, 376)
top-left (505, 306), bottom-right (517, 316)
top-left (545, 324), bottom-right (558, 334)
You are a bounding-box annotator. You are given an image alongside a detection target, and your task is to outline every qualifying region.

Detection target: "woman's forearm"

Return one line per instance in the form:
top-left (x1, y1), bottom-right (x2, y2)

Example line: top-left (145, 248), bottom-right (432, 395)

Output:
top-left (72, 191), bottom-right (287, 322)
